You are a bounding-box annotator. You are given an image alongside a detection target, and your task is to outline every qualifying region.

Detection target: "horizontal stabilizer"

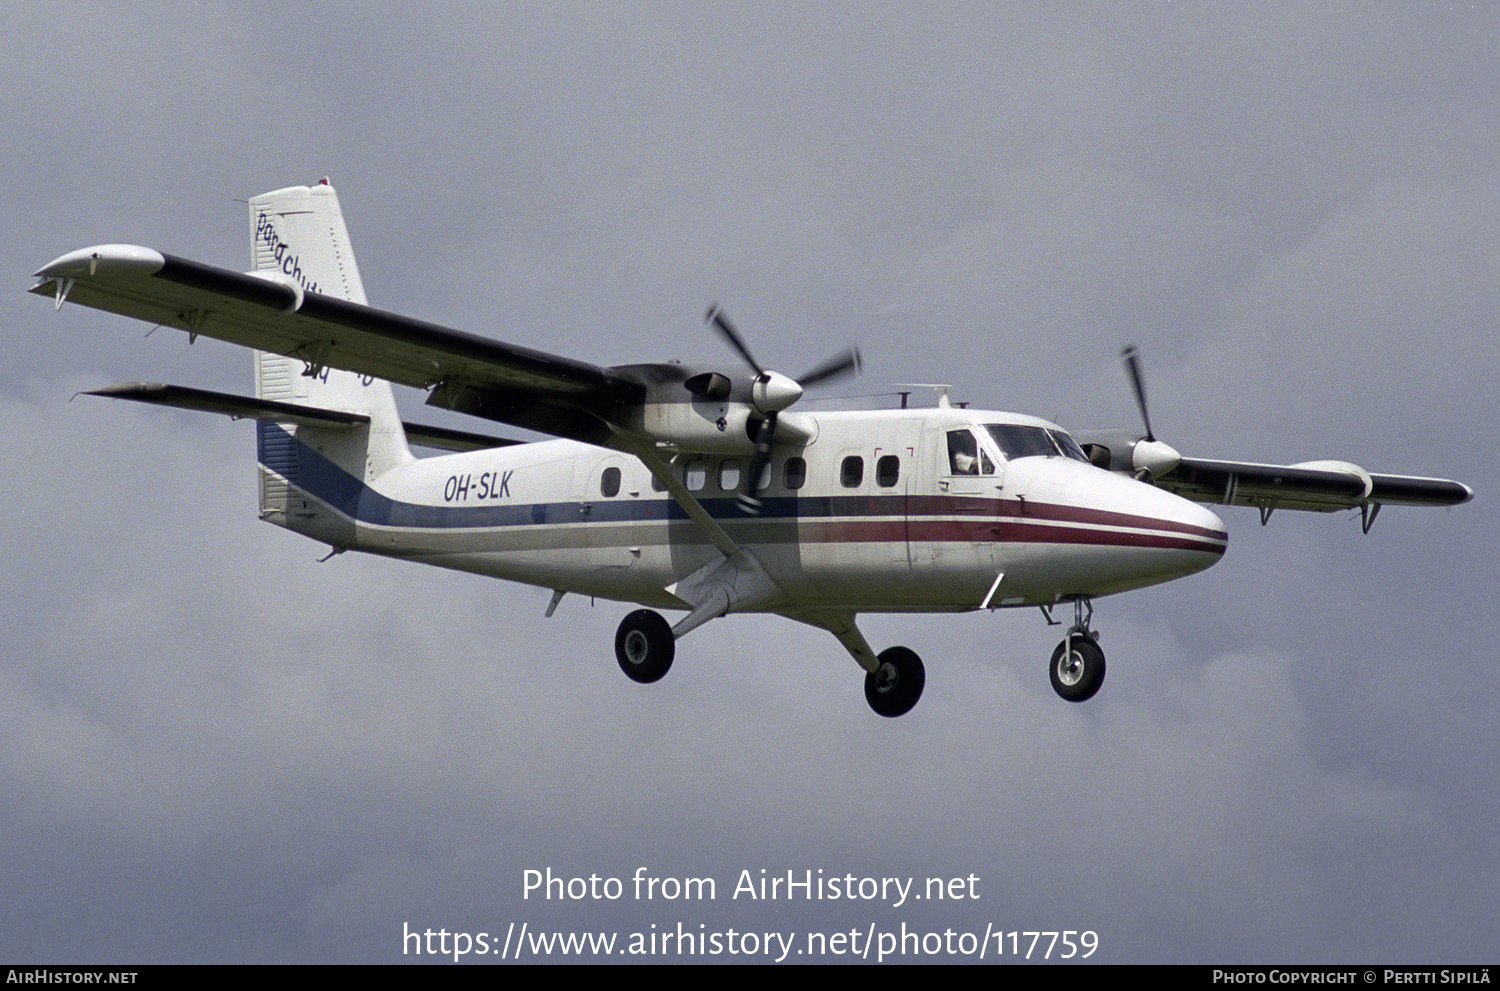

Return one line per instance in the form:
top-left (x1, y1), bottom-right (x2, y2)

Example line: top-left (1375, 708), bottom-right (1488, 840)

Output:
top-left (399, 422), bottom-right (524, 453)
top-left (84, 382), bottom-right (522, 451)
top-left (85, 382), bottom-right (369, 428)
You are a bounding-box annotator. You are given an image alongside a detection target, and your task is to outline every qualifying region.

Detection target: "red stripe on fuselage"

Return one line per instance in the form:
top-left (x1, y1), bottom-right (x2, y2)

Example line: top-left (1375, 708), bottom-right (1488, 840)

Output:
top-left (904, 495), bottom-right (1227, 543)
top-left (799, 518), bottom-right (1225, 554)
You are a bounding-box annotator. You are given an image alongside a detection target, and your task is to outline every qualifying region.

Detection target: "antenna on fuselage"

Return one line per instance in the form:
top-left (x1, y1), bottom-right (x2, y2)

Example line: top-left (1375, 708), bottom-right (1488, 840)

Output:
top-left (896, 383), bottom-right (955, 408)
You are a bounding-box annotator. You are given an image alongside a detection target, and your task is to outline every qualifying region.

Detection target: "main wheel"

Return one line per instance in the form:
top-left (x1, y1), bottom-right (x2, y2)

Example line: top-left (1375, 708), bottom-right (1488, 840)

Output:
top-left (615, 609), bottom-right (675, 683)
top-left (864, 647), bottom-right (926, 717)
top-left (1049, 635), bottom-right (1106, 702)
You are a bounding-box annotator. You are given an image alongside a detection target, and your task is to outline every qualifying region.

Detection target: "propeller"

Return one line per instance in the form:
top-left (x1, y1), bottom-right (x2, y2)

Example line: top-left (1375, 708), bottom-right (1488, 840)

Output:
top-left (795, 346), bottom-right (862, 388)
top-left (707, 304), bottom-right (764, 376)
top-left (1121, 344), bottom-right (1155, 442)
top-left (705, 304), bottom-right (862, 512)
top-left (1118, 345), bottom-right (1181, 479)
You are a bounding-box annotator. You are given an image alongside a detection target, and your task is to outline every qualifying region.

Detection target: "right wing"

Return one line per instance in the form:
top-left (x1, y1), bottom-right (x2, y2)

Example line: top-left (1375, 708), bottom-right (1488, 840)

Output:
top-left (33, 245), bottom-right (645, 444)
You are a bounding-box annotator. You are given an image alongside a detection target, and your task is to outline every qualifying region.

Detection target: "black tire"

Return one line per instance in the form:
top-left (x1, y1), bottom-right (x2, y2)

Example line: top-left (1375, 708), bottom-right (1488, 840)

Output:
top-left (615, 609), bottom-right (675, 683)
top-left (864, 646), bottom-right (926, 717)
top-left (1049, 635), bottom-right (1106, 702)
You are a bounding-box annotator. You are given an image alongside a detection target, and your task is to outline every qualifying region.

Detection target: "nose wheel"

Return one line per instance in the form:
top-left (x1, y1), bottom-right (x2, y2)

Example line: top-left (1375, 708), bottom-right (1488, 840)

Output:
top-left (1049, 635), bottom-right (1105, 702)
top-left (1047, 598), bottom-right (1106, 702)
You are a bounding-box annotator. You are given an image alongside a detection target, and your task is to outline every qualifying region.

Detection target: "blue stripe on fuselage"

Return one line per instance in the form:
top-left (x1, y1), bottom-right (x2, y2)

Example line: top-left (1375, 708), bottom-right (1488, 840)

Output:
top-left (261, 424), bottom-right (848, 529)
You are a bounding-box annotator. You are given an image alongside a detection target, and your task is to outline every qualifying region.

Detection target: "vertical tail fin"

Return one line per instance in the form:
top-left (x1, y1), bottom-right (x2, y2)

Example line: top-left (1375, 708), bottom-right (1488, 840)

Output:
top-left (249, 181), bottom-right (411, 538)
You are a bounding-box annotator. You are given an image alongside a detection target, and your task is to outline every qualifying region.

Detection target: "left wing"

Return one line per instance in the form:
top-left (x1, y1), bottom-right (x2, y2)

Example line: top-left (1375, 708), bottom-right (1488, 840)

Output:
top-left (1155, 456), bottom-right (1472, 511)
top-left (1155, 456), bottom-right (1472, 530)
top-left (1077, 350), bottom-right (1474, 528)
top-left (1076, 424), bottom-right (1472, 530)
top-left (33, 245), bottom-right (644, 444)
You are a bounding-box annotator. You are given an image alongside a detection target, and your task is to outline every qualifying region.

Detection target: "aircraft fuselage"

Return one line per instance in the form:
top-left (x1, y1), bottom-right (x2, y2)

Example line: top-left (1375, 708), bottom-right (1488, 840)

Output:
top-left (264, 406), bottom-right (1228, 615)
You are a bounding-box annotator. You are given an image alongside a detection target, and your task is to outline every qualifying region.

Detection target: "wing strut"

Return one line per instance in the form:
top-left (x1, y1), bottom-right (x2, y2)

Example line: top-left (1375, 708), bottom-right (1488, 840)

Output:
top-left (609, 428), bottom-right (742, 559)
top-left (608, 428), bottom-right (786, 628)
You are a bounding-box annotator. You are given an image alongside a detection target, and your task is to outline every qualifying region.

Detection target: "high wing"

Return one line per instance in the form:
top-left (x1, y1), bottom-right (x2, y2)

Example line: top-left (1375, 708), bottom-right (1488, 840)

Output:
top-left (1074, 348), bottom-right (1473, 529)
top-left (32, 245), bottom-right (644, 445)
top-left (1155, 457), bottom-right (1472, 511)
top-left (1074, 427), bottom-right (1472, 531)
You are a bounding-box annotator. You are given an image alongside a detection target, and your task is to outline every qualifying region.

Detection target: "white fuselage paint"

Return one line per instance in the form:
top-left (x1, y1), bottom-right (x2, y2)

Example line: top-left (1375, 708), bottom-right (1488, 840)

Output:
top-left (267, 407), bottom-right (1228, 615)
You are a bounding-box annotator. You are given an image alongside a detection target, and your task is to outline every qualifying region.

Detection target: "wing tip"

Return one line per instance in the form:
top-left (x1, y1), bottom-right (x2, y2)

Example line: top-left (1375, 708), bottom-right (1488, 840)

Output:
top-left (32, 244), bottom-right (166, 282)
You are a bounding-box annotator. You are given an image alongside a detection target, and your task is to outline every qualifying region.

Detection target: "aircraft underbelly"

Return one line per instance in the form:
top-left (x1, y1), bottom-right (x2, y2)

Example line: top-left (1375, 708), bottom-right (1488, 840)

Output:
top-left (284, 488), bottom-right (1221, 614)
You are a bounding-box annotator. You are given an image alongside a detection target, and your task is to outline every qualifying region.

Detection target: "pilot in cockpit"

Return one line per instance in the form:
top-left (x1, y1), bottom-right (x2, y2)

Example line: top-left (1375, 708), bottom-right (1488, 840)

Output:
top-left (947, 429), bottom-right (980, 474)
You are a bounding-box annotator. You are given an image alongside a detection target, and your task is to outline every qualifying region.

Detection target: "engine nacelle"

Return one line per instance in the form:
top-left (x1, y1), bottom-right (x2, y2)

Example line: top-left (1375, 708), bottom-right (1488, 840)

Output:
top-left (629, 402), bottom-right (818, 453)
top-left (1290, 460), bottom-right (1374, 502)
top-left (638, 399), bottom-right (758, 453)
top-left (610, 361), bottom-right (817, 453)
top-left (1073, 429), bottom-right (1178, 477)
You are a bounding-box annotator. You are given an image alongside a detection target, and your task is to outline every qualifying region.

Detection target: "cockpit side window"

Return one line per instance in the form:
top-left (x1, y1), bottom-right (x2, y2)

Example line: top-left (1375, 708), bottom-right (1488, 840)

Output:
top-left (946, 429), bottom-right (994, 475)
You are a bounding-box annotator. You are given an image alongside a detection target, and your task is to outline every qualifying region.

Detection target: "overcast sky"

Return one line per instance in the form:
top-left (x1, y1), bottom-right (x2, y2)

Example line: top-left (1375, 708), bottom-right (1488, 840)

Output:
top-left (2, 1), bottom-right (1495, 964)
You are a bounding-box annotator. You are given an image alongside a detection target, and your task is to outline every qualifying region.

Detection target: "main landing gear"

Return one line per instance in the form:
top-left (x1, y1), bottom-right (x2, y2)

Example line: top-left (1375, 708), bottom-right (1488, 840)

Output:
top-left (612, 608), bottom-right (927, 717)
top-left (615, 609), bottom-right (674, 684)
top-left (1047, 598), bottom-right (1106, 703)
top-left (864, 647), bottom-right (926, 718)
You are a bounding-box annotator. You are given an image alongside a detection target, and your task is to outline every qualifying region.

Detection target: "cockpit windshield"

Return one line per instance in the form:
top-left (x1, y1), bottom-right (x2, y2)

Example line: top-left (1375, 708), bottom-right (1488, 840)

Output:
top-left (983, 424), bottom-right (1090, 464)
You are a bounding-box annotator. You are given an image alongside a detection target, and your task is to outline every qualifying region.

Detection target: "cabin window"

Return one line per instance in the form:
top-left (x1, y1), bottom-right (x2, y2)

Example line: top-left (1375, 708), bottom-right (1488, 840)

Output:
top-left (783, 456), bottom-right (806, 490)
top-left (684, 459), bottom-right (707, 491)
top-left (600, 466), bottom-right (621, 497)
top-left (841, 456), bottom-right (864, 488)
top-left (876, 454), bottom-right (900, 488)
top-left (719, 459), bottom-right (742, 491)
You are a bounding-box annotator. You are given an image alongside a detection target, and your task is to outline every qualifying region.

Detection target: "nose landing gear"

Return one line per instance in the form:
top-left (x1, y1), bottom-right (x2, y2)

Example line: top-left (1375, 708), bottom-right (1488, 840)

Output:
top-left (1047, 598), bottom-right (1106, 703)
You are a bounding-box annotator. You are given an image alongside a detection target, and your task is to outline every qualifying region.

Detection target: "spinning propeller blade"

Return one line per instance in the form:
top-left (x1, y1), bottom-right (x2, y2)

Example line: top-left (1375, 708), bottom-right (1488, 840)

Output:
top-left (1118, 345), bottom-right (1180, 478)
top-left (706, 304), bottom-right (765, 377)
top-left (797, 347), bottom-right (862, 388)
top-left (1121, 344), bottom-right (1155, 442)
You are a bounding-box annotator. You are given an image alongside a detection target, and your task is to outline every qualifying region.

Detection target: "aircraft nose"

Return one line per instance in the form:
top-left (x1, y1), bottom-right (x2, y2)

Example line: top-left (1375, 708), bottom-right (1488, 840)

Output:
top-left (1191, 501), bottom-right (1227, 543)
top-left (1122, 475), bottom-right (1228, 573)
top-left (1172, 497), bottom-right (1228, 565)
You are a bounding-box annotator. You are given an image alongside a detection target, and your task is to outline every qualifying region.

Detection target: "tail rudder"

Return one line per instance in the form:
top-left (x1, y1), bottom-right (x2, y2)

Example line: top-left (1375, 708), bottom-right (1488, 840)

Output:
top-left (248, 182), bottom-right (411, 535)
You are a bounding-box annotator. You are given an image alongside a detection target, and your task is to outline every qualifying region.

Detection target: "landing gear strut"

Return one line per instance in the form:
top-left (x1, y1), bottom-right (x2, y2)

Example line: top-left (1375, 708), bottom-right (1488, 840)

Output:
top-left (865, 646), bottom-right (926, 718)
top-left (615, 609), bottom-right (674, 683)
top-left (804, 614), bottom-right (926, 717)
top-left (1048, 598), bottom-right (1106, 703)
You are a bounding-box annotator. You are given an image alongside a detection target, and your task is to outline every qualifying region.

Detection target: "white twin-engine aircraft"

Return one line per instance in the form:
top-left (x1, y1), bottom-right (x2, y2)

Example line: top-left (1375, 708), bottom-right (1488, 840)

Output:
top-left (33, 182), bottom-right (1472, 717)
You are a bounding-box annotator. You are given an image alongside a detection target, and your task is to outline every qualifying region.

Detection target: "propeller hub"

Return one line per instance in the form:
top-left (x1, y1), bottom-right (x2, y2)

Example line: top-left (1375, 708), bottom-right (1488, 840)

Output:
top-left (1131, 438), bottom-right (1181, 478)
top-left (752, 371), bottom-right (803, 413)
